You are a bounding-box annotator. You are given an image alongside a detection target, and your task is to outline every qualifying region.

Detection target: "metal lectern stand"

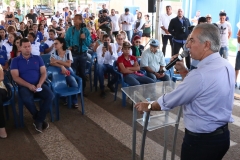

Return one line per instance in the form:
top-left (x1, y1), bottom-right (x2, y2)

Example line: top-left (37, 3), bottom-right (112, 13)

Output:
top-left (121, 81), bottom-right (182, 160)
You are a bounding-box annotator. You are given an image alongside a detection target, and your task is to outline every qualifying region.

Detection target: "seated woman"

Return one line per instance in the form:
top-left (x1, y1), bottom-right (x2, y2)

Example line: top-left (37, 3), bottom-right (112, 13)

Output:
top-left (117, 41), bottom-right (155, 86)
top-left (2, 32), bottom-right (16, 59)
top-left (131, 35), bottom-right (144, 59)
top-left (0, 64), bottom-right (8, 138)
top-left (93, 29), bottom-right (106, 52)
top-left (50, 37), bottom-right (79, 108)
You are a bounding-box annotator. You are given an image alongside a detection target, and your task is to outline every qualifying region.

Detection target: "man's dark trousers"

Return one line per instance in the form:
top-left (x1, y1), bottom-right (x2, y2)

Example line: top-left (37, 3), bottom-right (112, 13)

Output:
top-left (161, 34), bottom-right (173, 56)
top-left (72, 52), bottom-right (88, 92)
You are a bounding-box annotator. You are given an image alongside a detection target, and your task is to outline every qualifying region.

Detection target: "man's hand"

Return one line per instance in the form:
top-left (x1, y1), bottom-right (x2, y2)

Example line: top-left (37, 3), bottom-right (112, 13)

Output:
top-left (108, 44), bottom-right (113, 54)
top-left (80, 33), bottom-right (86, 39)
top-left (117, 46), bottom-right (122, 52)
top-left (36, 83), bottom-right (42, 89)
top-left (134, 102), bottom-right (150, 114)
top-left (171, 54), bottom-right (187, 73)
top-left (28, 84), bottom-right (37, 92)
top-left (155, 73), bottom-right (165, 79)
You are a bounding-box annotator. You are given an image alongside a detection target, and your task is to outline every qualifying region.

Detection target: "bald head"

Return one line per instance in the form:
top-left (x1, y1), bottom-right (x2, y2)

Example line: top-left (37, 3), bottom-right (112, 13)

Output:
top-left (177, 9), bottom-right (184, 18)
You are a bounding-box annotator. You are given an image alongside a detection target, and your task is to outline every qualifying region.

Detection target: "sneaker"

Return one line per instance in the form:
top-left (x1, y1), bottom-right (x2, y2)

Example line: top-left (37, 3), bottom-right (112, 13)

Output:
top-left (33, 121), bottom-right (43, 133)
top-left (73, 103), bottom-right (78, 109)
top-left (107, 84), bottom-right (115, 93)
top-left (100, 91), bottom-right (106, 98)
top-left (42, 121), bottom-right (49, 130)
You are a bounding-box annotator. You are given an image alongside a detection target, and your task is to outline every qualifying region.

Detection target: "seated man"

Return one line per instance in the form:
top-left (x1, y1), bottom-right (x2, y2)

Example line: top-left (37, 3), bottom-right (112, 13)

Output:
top-left (140, 39), bottom-right (170, 82)
top-left (96, 34), bottom-right (118, 98)
top-left (10, 38), bottom-right (54, 133)
top-left (40, 29), bottom-right (56, 55)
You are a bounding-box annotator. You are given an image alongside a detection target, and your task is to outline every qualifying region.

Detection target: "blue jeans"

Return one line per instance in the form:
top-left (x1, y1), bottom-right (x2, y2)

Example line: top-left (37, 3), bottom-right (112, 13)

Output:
top-left (124, 30), bottom-right (132, 41)
top-left (123, 73), bottom-right (155, 86)
top-left (97, 64), bottom-right (117, 90)
top-left (19, 83), bottom-right (54, 123)
top-left (66, 75), bottom-right (78, 104)
top-left (146, 72), bottom-right (170, 82)
top-left (219, 47), bottom-right (228, 60)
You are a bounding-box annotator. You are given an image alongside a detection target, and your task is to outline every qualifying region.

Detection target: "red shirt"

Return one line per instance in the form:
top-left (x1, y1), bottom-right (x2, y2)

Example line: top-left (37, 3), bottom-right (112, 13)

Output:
top-left (38, 17), bottom-right (47, 23)
top-left (117, 54), bottom-right (137, 76)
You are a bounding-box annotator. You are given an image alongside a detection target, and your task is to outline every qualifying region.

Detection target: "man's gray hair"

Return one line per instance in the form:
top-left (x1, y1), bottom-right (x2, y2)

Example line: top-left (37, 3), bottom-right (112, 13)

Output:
top-left (194, 23), bottom-right (220, 52)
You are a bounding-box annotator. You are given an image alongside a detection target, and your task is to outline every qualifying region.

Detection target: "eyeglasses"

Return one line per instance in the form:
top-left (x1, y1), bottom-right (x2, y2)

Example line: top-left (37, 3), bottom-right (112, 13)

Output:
top-left (135, 41), bottom-right (141, 43)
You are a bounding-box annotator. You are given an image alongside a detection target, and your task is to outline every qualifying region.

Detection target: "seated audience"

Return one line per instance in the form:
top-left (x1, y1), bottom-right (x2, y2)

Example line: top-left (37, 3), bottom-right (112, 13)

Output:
top-left (117, 41), bottom-right (155, 86)
top-left (41, 29), bottom-right (56, 54)
top-left (96, 34), bottom-right (118, 98)
top-left (2, 32), bottom-right (16, 59)
top-left (140, 39), bottom-right (170, 82)
top-left (114, 33), bottom-right (124, 57)
top-left (10, 38), bottom-right (54, 133)
top-left (50, 37), bottom-right (78, 108)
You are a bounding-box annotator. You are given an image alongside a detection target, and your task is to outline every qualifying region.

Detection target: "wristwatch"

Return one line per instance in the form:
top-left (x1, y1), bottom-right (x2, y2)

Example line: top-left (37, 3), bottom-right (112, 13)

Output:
top-left (148, 101), bottom-right (154, 110)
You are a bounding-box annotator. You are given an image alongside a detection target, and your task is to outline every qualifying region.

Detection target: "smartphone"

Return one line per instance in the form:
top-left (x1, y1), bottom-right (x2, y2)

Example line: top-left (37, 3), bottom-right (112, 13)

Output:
top-left (104, 42), bottom-right (108, 48)
top-left (124, 21), bottom-right (126, 23)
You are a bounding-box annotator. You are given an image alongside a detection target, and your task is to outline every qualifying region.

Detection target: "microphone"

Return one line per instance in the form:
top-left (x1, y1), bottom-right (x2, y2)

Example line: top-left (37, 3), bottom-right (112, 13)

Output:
top-left (159, 50), bottom-right (189, 74)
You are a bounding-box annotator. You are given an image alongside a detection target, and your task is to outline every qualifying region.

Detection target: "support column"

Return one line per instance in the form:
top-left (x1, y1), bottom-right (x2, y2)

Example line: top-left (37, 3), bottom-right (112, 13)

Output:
top-left (155, 0), bottom-right (162, 40)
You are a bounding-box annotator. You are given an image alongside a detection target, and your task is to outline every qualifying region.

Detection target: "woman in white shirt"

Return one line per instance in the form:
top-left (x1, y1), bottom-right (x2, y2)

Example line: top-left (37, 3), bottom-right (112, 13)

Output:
top-left (2, 32), bottom-right (16, 59)
top-left (131, 12), bottom-right (145, 42)
top-left (0, 28), bottom-right (7, 49)
top-left (50, 37), bottom-right (79, 108)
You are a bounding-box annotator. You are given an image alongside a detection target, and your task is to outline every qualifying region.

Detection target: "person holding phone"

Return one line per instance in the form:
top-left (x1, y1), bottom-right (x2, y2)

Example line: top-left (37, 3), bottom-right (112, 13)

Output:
top-left (96, 34), bottom-right (118, 98)
top-left (119, 8), bottom-right (134, 41)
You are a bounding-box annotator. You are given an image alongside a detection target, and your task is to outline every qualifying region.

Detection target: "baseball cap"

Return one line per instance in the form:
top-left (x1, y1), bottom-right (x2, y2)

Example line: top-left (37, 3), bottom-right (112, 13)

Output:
top-left (123, 41), bottom-right (131, 48)
top-left (206, 14), bottom-right (211, 18)
top-left (150, 39), bottom-right (159, 47)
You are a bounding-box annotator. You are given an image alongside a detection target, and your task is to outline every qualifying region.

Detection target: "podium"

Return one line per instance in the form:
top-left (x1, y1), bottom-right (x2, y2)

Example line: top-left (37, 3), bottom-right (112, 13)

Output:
top-left (121, 81), bottom-right (182, 160)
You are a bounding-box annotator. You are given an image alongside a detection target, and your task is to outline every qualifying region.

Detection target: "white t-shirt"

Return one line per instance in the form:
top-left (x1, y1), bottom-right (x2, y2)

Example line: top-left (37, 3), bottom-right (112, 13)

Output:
top-left (217, 21), bottom-right (232, 47)
top-left (31, 42), bottom-right (41, 56)
top-left (160, 13), bottom-right (176, 35)
top-left (44, 39), bottom-right (55, 54)
top-left (110, 15), bottom-right (120, 32)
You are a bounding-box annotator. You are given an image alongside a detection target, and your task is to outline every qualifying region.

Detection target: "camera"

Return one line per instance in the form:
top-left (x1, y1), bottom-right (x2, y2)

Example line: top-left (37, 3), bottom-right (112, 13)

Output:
top-left (181, 26), bottom-right (186, 33)
top-left (72, 45), bottom-right (79, 55)
top-left (80, 23), bottom-right (86, 28)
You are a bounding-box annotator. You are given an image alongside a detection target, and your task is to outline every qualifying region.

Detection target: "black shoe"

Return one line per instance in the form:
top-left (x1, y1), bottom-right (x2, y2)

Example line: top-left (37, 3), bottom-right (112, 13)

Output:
top-left (100, 91), bottom-right (106, 98)
top-left (72, 103), bottom-right (79, 109)
top-left (42, 121), bottom-right (49, 130)
top-left (33, 121), bottom-right (43, 133)
top-left (107, 84), bottom-right (115, 93)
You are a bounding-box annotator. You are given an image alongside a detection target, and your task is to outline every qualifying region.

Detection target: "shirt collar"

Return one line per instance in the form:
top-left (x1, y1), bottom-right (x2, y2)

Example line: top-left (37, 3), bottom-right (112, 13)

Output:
top-left (197, 52), bottom-right (221, 68)
top-left (48, 38), bottom-right (54, 41)
top-left (31, 41), bottom-right (35, 44)
top-left (7, 41), bottom-right (13, 46)
top-left (19, 53), bottom-right (33, 59)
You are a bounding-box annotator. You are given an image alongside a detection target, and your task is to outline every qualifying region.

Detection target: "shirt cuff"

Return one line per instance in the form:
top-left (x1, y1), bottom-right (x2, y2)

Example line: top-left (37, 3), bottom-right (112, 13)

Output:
top-left (157, 94), bottom-right (170, 111)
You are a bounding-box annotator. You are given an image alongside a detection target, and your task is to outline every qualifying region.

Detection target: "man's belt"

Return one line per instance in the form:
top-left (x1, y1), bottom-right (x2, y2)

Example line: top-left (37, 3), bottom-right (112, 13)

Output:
top-left (185, 124), bottom-right (228, 137)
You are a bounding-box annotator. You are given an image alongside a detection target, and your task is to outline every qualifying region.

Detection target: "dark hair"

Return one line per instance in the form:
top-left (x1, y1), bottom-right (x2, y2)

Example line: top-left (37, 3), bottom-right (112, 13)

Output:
top-left (11, 36), bottom-right (22, 58)
top-left (219, 12), bottom-right (226, 16)
top-left (48, 29), bottom-right (56, 34)
top-left (102, 34), bottom-right (110, 39)
top-left (125, 8), bottom-right (129, 12)
top-left (0, 28), bottom-right (7, 40)
top-left (28, 32), bottom-right (36, 39)
top-left (102, 9), bottom-right (107, 13)
top-left (8, 32), bottom-right (17, 40)
top-left (38, 23), bottom-right (44, 31)
top-left (198, 17), bottom-right (207, 24)
top-left (15, 18), bottom-right (19, 22)
top-left (32, 23), bottom-right (38, 27)
top-left (75, 14), bottom-right (83, 20)
top-left (54, 37), bottom-right (67, 50)
top-left (145, 14), bottom-right (149, 19)
top-left (20, 38), bottom-right (30, 46)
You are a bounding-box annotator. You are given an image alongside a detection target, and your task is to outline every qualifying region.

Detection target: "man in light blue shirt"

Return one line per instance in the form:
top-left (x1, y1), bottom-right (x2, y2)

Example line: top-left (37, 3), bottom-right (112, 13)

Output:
top-left (135, 23), bottom-right (234, 160)
top-left (140, 39), bottom-right (170, 82)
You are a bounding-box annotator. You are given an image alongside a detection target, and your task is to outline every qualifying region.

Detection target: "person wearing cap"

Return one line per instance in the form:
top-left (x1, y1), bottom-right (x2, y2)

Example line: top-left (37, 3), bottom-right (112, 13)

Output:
top-left (119, 8), bottom-right (134, 41)
top-left (96, 34), bottom-right (118, 98)
top-left (234, 28), bottom-right (240, 88)
top-left (15, 9), bottom-right (24, 23)
top-left (131, 35), bottom-right (144, 59)
top-left (217, 11), bottom-right (232, 60)
top-left (206, 14), bottom-right (212, 24)
top-left (140, 39), bottom-right (170, 82)
top-left (117, 41), bottom-right (154, 86)
top-left (168, 8), bottom-right (191, 69)
top-left (135, 23), bottom-right (234, 160)
top-left (98, 9), bottom-right (113, 42)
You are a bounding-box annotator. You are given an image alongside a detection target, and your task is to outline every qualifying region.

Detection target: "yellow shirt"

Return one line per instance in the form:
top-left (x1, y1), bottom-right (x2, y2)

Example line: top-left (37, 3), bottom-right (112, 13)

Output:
top-left (94, 18), bottom-right (99, 30)
top-left (0, 65), bottom-right (7, 91)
